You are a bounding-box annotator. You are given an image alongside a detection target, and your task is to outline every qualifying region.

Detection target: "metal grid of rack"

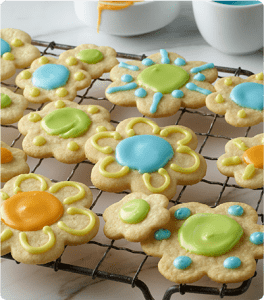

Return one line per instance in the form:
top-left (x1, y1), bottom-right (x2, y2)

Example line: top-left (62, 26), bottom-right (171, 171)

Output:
top-left (1, 40), bottom-right (263, 300)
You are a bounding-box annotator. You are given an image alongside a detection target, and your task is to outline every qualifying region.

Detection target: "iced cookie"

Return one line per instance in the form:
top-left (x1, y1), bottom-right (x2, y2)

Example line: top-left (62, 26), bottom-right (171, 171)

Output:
top-left (1, 141), bottom-right (30, 182)
top-left (15, 56), bottom-right (92, 103)
top-left (105, 49), bottom-right (218, 118)
top-left (1, 87), bottom-right (28, 125)
top-left (217, 134), bottom-right (263, 189)
top-left (103, 192), bottom-right (170, 242)
top-left (206, 72), bottom-right (264, 127)
top-left (85, 117), bottom-right (207, 199)
top-left (0, 173), bottom-right (100, 264)
top-left (18, 100), bottom-right (115, 164)
top-left (59, 44), bottom-right (119, 79)
top-left (1, 28), bottom-right (40, 81)
top-left (141, 202), bottom-right (263, 284)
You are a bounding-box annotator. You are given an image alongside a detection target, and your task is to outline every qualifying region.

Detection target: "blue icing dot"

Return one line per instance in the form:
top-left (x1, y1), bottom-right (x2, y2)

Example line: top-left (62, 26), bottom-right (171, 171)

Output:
top-left (223, 257), bottom-right (241, 269)
top-left (121, 74), bottom-right (133, 83)
top-left (1, 38), bottom-right (11, 56)
top-left (228, 205), bottom-right (244, 217)
top-left (230, 82), bottom-right (263, 111)
top-left (250, 232), bottom-right (263, 245)
top-left (174, 58), bottom-right (186, 66)
top-left (174, 207), bottom-right (191, 220)
top-left (173, 256), bottom-right (192, 270)
top-left (172, 90), bottom-right (184, 98)
top-left (32, 64), bottom-right (70, 90)
top-left (115, 135), bottom-right (174, 174)
top-left (142, 58), bottom-right (155, 66)
top-left (135, 88), bottom-right (147, 98)
top-left (193, 72), bottom-right (206, 81)
top-left (154, 229), bottom-right (171, 241)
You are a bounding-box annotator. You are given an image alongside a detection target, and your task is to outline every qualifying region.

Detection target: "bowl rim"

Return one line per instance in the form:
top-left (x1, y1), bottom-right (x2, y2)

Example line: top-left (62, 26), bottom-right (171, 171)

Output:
top-left (208, 0), bottom-right (263, 8)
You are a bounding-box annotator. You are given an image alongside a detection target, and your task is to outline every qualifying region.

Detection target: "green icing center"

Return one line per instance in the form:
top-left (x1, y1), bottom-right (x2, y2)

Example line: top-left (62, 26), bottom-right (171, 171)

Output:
top-left (178, 213), bottom-right (243, 257)
top-left (76, 49), bottom-right (104, 64)
top-left (119, 199), bottom-right (150, 224)
top-left (1, 93), bottom-right (12, 109)
top-left (137, 64), bottom-right (189, 94)
top-left (41, 107), bottom-right (91, 139)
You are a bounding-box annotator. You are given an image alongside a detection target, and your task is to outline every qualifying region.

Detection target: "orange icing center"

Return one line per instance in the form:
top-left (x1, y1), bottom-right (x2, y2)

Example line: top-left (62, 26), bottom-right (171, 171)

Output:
top-left (243, 145), bottom-right (264, 169)
top-left (1, 147), bottom-right (13, 164)
top-left (1, 191), bottom-right (64, 231)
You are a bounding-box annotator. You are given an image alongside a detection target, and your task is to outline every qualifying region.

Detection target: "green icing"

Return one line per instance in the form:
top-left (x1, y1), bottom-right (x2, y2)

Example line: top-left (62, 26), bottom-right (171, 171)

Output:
top-left (137, 64), bottom-right (189, 94)
top-left (41, 107), bottom-right (91, 139)
top-left (178, 213), bottom-right (243, 257)
top-left (76, 49), bottom-right (104, 64)
top-left (119, 199), bottom-right (150, 224)
top-left (1, 93), bottom-right (12, 109)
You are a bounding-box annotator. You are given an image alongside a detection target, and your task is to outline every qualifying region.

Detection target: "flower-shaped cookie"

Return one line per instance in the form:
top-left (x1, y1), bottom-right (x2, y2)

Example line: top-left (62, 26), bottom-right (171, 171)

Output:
top-left (103, 192), bottom-right (170, 242)
top-left (1, 141), bottom-right (30, 182)
top-left (141, 202), bottom-right (263, 284)
top-left (15, 56), bottom-right (92, 103)
top-left (1, 174), bottom-right (100, 264)
top-left (59, 44), bottom-right (119, 79)
top-left (1, 87), bottom-right (28, 124)
top-left (217, 134), bottom-right (263, 189)
top-left (206, 72), bottom-right (264, 127)
top-left (105, 49), bottom-right (218, 118)
top-left (18, 100), bottom-right (115, 164)
top-left (1, 28), bottom-right (40, 81)
top-left (85, 117), bottom-right (207, 199)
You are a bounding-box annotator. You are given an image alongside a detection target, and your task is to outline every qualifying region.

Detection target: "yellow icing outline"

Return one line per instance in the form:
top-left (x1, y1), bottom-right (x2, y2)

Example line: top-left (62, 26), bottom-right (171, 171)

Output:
top-left (232, 138), bottom-right (249, 151)
top-left (49, 181), bottom-right (85, 205)
top-left (126, 118), bottom-right (160, 137)
top-left (142, 168), bottom-right (170, 193)
top-left (1, 229), bottom-right (13, 242)
top-left (221, 156), bottom-right (242, 166)
top-left (242, 164), bottom-right (255, 180)
top-left (58, 208), bottom-right (96, 236)
top-left (91, 132), bottom-right (122, 154)
top-left (14, 174), bottom-right (48, 194)
top-left (0, 191), bottom-right (9, 200)
top-left (96, 126), bottom-right (107, 133)
top-left (160, 126), bottom-right (192, 146)
top-left (99, 156), bottom-right (130, 178)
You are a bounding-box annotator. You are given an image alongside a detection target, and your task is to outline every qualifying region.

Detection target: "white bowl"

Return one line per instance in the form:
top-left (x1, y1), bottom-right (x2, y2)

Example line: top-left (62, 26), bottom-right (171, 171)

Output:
top-left (74, 1), bottom-right (182, 36)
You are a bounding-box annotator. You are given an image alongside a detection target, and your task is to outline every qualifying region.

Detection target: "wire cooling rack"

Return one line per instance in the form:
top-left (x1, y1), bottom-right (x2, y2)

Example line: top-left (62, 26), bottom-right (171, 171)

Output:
top-left (1, 40), bottom-right (263, 300)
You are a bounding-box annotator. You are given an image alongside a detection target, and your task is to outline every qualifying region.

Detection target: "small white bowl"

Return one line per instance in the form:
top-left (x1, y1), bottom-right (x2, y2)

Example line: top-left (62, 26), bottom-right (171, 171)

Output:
top-left (192, 1), bottom-right (263, 55)
top-left (74, 1), bottom-right (182, 36)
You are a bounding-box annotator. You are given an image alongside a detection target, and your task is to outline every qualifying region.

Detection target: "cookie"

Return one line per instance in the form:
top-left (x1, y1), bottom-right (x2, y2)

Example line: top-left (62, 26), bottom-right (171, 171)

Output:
top-left (1, 28), bottom-right (40, 81)
top-left (1, 173), bottom-right (100, 264)
top-left (59, 44), bottom-right (119, 79)
top-left (1, 141), bottom-right (30, 182)
top-left (1, 87), bottom-right (28, 125)
top-left (18, 100), bottom-right (115, 164)
top-left (15, 56), bottom-right (92, 103)
top-left (103, 192), bottom-right (170, 242)
top-left (141, 202), bottom-right (263, 284)
top-left (206, 72), bottom-right (264, 127)
top-left (85, 117), bottom-right (207, 199)
top-left (217, 133), bottom-right (263, 189)
top-left (105, 49), bottom-right (218, 118)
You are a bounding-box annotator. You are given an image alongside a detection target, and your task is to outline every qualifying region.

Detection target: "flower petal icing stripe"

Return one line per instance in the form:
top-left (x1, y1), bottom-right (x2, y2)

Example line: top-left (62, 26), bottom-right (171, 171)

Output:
top-left (91, 132), bottom-right (122, 154)
top-left (186, 83), bottom-right (212, 95)
top-left (49, 182), bottom-right (85, 205)
top-left (1, 229), bottom-right (13, 242)
top-left (190, 63), bottom-right (214, 74)
top-left (106, 82), bottom-right (137, 94)
top-left (221, 156), bottom-right (242, 166)
top-left (242, 164), bottom-right (255, 180)
top-left (142, 168), bottom-right (170, 193)
top-left (119, 62), bottom-right (139, 71)
top-left (160, 126), bottom-right (193, 145)
top-left (125, 117), bottom-right (160, 137)
top-left (160, 49), bottom-right (170, 64)
top-left (99, 156), bottom-right (130, 178)
top-left (232, 138), bottom-right (249, 151)
top-left (150, 92), bottom-right (163, 114)
top-left (14, 174), bottom-right (48, 194)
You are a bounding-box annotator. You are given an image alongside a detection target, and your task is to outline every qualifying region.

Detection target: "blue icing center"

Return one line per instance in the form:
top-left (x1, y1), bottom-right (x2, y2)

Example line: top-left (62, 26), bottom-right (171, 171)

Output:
top-left (115, 135), bottom-right (174, 174)
top-left (1, 38), bottom-right (11, 56)
top-left (32, 64), bottom-right (70, 90)
top-left (230, 82), bottom-right (263, 111)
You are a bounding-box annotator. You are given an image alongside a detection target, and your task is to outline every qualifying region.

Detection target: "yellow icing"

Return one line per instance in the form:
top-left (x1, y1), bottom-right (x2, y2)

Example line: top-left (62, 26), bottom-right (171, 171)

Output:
top-left (142, 168), bottom-right (170, 193)
top-left (11, 38), bottom-right (23, 47)
top-left (237, 109), bottom-right (246, 118)
top-left (54, 100), bottom-right (66, 108)
top-left (74, 72), bottom-right (85, 81)
top-left (126, 118), bottom-right (160, 137)
top-left (0, 191), bottom-right (9, 200)
top-left (96, 126), bottom-right (107, 132)
top-left (28, 112), bottom-right (42, 122)
top-left (14, 174), bottom-right (48, 194)
top-left (3, 53), bottom-right (14, 61)
top-left (91, 132), bottom-right (122, 154)
top-left (242, 164), bottom-right (255, 180)
top-left (99, 156), bottom-right (130, 178)
top-left (33, 136), bottom-right (46, 146)
top-left (67, 141), bottom-right (79, 151)
top-left (160, 126), bottom-right (192, 146)
top-left (1, 229), bottom-right (13, 242)
top-left (66, 56), bottom-right (78, 66)
top-left (39, 57), bottom-right (49, 64)
top-left (29, 87), bottom-right (40, 97)
top-left (224, 78), bottom-right (232, 86)
top-left (56, 87), bottom-right (68, 97)
top-left (256, 72), bottom-right (263, 80)
top-left (221, 156), bottom-right (242, 166)
top-left (87, 105), bottom-right (99, 114)
top-left (215, 94), bottom-right (225, 103)
top-left (232, 138), bottom-right (249, 151)
top-left (20, 70), bottom-right (32, 79)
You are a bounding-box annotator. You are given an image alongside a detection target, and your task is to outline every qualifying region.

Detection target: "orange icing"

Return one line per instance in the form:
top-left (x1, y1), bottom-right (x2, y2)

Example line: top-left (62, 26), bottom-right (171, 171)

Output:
top-left (243, 145), bottom-right (264, 169)
top-left (1, 147), bottom-right (13, 164)
top-left (1, 191), bottom-right (64, 231)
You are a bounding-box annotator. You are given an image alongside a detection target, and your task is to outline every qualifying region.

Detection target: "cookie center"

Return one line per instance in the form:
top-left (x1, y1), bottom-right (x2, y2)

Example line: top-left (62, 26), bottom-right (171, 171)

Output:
top-left (243, 145), bottom-right (264, 169)
top-left (137, 64), bottom-right (189, 94)
top-left (1, 191), bottom-right (64, 231)
top-left (1, 147), bottom-right (13, 164)
top-left (119, 199), bottom-right (150, 224)
top-left (115, 135), bottom-right (174, 173)
top-left (1, 93), bottom-right (12, 109)
top-left (32, 64), bottom-right (70, 90)
top-left (1, 38), bottom-right (11, 56)
top-left (76, 49), bottom-right (104, 64)
top-left (178, 213), bottom-right (243, 256)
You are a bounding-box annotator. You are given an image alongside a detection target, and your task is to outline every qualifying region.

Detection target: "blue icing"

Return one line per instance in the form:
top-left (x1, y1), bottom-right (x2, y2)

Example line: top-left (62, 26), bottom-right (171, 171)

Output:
top-left (135, 88), bottom-right (147, 98)
top-left (194, 72), bottom-right (206, 81)
top-left (174, 58), bottom-right (186, 66)
top-left (223, 257), bottom-right (241, 269)
top-left (154, 229), bottom-right (171, 241)
top-left (106, 82), bottom-right (137, 94)
top-left (150, 92), bottom-right (163, 114)
top-left (121, 74), bottom-right (133, 83)
top-left (174, 207), bottom-right (191, 220)
top-left (230, 82), bottom-right (263, 111)
top-left (191, 63), bottom-right (214, 74)
top-left (32, 64), bottom-right (70, 90)
top-left (186, 82), bottom-right (212, 95)
top-left (119, 62), bottom-right (139, 71)
top-left (142, 58), bottom-right (155, 66)
top-left (173, 256), bottom-right (192, 270)
top-left (228, 205), bottom-right (244, 216)
top-left (172, 90), bottom-right (184, 98)
top-left (1, 38), bottom-right (11, 56)
top-left (115, 135), bottom-right (174, 174)
top-left (250, 232), bottom-right (263, 245)
top-left (160, 49), bottom-right (170, 64)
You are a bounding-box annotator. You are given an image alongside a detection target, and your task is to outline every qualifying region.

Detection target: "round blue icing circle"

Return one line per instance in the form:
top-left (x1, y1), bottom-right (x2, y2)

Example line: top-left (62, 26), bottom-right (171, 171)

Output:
top-left (115, 135), bottom-right (174, 174)
top-left (223, 257), bottom-right (241, 269)
top-left (154, 229), bottom-right (171, 241)
top-left (142, 58), bottom-right (155, 66)
top-left (1, 38), bottom-right (11, 56)
top-left (32, 64), bottom-right (70, 90)
top-left (230, 82), bottom-right (263, 111)
top-left (173, 256), bottom-right (192, 270)
top-left (228, 205), bottom-right (244, 217)
top-left (250, 232), bottom-right (263, 245)
top-left (172, 90), bottom-right (184, 98)
top-left (174, 58), bottom-right (186, 66)
top-left (135, 88), bottom-right (147, 98)
top-left (174, 207), bottom-right (191, 220)
top-left (121, 74), bottom-right (133, 83)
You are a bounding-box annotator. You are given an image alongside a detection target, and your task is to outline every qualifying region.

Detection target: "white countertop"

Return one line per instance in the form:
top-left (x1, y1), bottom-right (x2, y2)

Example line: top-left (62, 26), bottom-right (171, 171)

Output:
top-left (1, 1), bottom-right (263, 300)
